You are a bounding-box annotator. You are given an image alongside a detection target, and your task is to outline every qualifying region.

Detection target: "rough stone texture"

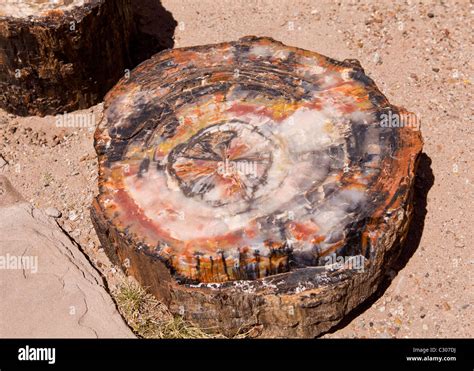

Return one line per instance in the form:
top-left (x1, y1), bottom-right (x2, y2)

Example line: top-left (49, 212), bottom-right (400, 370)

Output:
top-left (0, 0), bottom-right (134, 116)
top-left (91, 36), bottom-right (423, 337)
top-left (0, 176), bottom-right (134, 338)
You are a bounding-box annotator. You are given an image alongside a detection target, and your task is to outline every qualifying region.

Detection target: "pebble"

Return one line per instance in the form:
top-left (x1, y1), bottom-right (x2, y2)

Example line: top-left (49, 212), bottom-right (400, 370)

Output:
top-left (68, 211), bottom-right (79, 222)
top-left (373, 52), bottom-right (382, 65)
top-left (51, 135), bottom-right (61, 147)
top-left (409, 73), bottom-right (419, 81)
top-left (45, 207), bottom-right (62, 218)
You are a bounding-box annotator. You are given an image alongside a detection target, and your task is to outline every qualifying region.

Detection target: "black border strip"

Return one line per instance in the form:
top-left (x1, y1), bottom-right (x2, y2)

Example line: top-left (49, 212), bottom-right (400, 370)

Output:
top-left (0, 339), bottom-right (471, 369)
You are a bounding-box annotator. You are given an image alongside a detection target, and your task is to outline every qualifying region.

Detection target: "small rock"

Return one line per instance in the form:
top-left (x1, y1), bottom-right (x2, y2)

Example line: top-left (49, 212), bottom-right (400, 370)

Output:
top-left (45, 207), bottom-right (62, 218)
top-left (427, 12), bottom-right (434, 18)
top-left (68, 211), bottom-right (79, 222)
top-left (410, 73), bottom-right (419, 81)
top-left (432, 67), bottom-right (440, 73)
top-left (373, 52), bottom-right (382, 65)
top-left (51, 135), bottom-right (61, 147)
top-left (442, 302), bottom-right (451, 311)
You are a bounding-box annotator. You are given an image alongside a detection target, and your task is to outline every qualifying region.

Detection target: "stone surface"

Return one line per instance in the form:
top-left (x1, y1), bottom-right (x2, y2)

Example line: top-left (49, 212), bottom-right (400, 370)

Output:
top-left (92, 36), bottom-right (422, 337)
top-left (0, 176), bottom-right (134, 338)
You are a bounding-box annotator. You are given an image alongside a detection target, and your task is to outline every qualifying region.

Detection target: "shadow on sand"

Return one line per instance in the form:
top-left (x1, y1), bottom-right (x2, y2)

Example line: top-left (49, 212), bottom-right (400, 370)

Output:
top-left (130, 0), bottom-right (178, 66)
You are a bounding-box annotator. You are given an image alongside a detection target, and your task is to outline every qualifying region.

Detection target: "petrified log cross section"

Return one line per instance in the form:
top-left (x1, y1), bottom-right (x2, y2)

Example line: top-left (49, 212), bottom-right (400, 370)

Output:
top-left (92, 36), bottom-right (422, 337)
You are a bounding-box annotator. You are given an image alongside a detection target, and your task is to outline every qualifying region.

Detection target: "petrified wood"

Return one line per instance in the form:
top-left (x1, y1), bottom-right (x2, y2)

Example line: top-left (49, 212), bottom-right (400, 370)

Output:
top-left (0, 0), bottom-right (134, 116)
top-left (91, 36), bottom-right (423, 338)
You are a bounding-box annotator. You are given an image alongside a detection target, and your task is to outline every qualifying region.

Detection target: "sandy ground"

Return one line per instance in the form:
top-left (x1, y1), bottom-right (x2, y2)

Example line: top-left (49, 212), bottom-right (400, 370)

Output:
top-left (1, 0), bottom-right (472, 337)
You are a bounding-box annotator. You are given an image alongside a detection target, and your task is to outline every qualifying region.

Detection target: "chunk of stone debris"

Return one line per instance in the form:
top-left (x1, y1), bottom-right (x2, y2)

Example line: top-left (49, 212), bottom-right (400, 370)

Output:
top-left (45, 207), bottom-right (62, 218)
top-left (0, 176), bottom-right (134, 338)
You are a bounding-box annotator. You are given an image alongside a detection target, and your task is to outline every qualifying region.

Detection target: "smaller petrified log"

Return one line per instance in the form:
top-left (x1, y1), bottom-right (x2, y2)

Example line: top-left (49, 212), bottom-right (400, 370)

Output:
top-left (92, 36), bottom-right (423, 338)
top-left (0, 0), bottom-right (134, 116)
